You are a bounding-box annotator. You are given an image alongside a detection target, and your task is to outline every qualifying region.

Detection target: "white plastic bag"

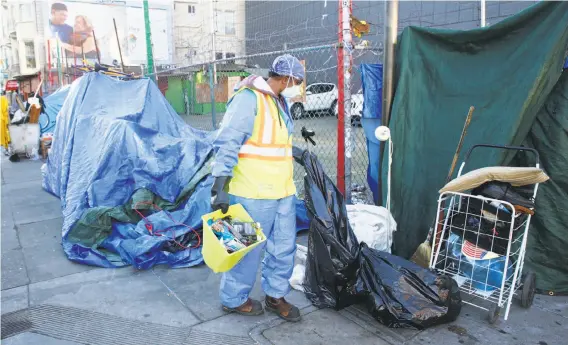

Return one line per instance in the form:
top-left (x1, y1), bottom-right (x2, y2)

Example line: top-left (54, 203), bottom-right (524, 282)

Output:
top-left (346, 204), bottom-right (397, 253)
top-left (289, 244), bottom-right (308, 291)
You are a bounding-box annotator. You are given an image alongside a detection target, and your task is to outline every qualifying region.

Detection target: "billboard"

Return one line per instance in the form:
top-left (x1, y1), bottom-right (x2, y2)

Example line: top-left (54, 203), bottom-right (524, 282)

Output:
top-left (45, 1), bottom-right (171, 67)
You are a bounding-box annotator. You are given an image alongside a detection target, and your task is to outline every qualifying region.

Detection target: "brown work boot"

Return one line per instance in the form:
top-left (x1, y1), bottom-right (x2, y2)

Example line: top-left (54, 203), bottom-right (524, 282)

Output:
top-left (222, 298), bottom-right (264, 316)
top-left (265, 296), bottom-right (301, 322)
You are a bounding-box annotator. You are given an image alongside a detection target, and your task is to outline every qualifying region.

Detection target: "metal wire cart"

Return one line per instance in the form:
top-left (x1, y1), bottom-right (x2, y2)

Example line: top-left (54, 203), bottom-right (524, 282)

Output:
top-left (430, 145), bottom-right (543, 324)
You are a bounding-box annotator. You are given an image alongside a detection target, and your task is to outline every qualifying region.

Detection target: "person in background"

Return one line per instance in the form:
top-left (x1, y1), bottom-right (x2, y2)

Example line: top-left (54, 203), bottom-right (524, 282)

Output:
top-left (49, 3), bottom-right (73, 44)
top-left (9, 89), bottom-right (21, 119)
top-left (0, 91), bottom-right (11, 152)
top-left (210, 55), bottom-right (305, 322)
top-left (61, 15), bottom-right (99, 59)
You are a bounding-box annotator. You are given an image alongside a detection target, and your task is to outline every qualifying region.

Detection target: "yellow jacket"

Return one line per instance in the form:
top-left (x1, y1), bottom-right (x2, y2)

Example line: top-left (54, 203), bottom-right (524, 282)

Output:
top-left (0, 95), bottom-right (10, 148)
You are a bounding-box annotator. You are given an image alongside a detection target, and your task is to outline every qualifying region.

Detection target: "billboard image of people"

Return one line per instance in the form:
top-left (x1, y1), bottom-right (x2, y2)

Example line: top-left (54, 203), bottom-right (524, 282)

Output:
top-left (45, 1), bottom-right (170, 68)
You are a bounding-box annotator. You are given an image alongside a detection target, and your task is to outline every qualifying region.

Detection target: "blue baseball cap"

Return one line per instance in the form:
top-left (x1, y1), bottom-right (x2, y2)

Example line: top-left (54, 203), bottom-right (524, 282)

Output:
top-left (270, 54), bottom-right (305, 81)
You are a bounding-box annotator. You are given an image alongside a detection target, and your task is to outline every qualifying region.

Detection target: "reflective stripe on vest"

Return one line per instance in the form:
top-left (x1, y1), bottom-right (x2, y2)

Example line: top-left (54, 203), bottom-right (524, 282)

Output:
top-left (229, 87), bottom-right (296, 200)
top-left (237, 89), bottom-right (289, 160)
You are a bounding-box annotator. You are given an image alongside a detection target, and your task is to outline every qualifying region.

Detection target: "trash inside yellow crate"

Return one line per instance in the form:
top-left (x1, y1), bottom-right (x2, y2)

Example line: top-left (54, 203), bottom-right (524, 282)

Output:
top-left (201, 204), bottom-right (266, 273)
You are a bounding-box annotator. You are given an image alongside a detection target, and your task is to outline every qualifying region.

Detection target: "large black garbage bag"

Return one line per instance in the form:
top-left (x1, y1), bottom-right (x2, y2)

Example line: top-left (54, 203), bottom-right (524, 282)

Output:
top-left (354, 244), bottom-right (462, 329)
top-left (296, 149), bottom-right (462, 328)
top-left (300, 150), bottom-right (360, 309)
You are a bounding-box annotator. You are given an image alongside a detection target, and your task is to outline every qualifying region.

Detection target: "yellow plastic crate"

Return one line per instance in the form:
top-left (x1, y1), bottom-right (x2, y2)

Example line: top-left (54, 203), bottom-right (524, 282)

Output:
top-left (201, 204), bottom-right (266, 273)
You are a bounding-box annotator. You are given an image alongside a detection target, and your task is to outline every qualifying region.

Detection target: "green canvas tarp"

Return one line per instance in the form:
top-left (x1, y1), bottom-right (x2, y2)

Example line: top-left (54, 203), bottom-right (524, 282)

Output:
top-left (516, 69), bottom-right (568, 294)
top-left (385, 1), bottom-right (568, 293)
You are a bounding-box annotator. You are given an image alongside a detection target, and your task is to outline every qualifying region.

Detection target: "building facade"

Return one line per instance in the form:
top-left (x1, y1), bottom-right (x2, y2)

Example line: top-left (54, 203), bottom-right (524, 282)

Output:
top-left (0, 0), bottom-right (174, 93)
top-left (172, 0), bottom-right (246, 65)
top-left (0, 0), bottom-right (45, 93)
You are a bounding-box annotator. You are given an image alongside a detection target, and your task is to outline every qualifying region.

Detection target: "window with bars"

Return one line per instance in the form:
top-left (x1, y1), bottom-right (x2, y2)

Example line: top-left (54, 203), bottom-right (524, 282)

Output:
top-left (215, 10), bottom-right (236, 35)
top-left (24, 41), bottom-right (36, 69)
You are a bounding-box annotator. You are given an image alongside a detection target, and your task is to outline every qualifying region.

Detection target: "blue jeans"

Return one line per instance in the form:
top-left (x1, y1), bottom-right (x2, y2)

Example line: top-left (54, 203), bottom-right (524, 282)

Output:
top-left (220, 195), bottom-right (297, 308)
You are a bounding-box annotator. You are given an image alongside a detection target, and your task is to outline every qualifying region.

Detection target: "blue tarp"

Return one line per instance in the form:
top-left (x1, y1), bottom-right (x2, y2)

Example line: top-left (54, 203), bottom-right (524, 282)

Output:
top-left (42, 73), bottom-right (215, 268)
top-left (360, 64), bottom-right (383, 205)
top-left (42, 73), bottom-right (309, 269)
top-left (41, 85), bottom-right (70, 135)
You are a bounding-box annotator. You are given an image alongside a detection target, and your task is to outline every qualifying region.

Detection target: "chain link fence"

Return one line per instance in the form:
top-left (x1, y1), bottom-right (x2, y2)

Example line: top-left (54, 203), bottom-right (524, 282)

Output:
top-left (152, 44), bottom-right (375, 202)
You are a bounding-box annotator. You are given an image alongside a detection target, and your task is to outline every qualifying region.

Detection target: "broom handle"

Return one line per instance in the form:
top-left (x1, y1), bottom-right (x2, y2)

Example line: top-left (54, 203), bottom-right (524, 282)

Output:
top-left (446, 106), bottom-right (474, 183)
top-left (426, 106), bottom-right (475, 242)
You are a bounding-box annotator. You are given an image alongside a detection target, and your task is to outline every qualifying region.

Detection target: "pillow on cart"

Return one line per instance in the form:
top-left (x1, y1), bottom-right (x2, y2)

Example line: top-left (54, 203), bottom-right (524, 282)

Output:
top-left (439, 167), bottom-right (549, 194)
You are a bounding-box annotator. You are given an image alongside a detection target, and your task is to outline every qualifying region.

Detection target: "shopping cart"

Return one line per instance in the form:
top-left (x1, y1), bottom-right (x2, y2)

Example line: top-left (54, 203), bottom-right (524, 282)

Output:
top-left (429, 144), bottom-right (541, 324)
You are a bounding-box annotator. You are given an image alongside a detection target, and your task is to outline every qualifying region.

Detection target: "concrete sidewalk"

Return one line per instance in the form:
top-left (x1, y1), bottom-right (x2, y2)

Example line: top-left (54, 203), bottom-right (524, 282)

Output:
top-left (1, 157), bottom-right (566, 345)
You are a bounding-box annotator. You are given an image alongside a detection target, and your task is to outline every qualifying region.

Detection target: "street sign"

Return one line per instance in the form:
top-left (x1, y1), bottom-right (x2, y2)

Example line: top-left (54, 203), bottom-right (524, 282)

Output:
top-left (5, 80), bottom-right (19, 91)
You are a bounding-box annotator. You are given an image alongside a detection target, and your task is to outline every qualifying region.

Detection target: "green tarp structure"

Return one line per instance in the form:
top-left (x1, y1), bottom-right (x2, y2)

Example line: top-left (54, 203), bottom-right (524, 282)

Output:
top-left (385, 1), bottom-right (568, 293)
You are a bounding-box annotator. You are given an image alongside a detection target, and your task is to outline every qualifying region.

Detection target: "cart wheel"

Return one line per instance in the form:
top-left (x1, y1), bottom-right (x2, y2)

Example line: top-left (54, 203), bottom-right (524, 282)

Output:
top-left (520, 272), bottom-right (536, 308)
top-left (487, 305), bottom-right (501, 325)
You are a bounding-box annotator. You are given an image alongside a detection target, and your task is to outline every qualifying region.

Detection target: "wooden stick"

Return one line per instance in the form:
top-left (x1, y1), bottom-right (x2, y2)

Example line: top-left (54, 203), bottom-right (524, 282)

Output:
top-left (113, 18), bottom-right (125, 72)
top-left (92, 30), bottom-right (101, 64)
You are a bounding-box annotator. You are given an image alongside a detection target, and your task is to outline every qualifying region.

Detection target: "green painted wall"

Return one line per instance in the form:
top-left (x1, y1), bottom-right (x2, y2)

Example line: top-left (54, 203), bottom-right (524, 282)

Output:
top-left (165, 78), bottom-right (185, 114)
top-left (167, 70), bottom-right (251, 115)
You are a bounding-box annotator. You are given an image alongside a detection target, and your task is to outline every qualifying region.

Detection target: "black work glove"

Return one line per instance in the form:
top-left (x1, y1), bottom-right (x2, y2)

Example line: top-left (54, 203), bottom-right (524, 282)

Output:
top-left (211, 176), bottom-right (231, 214)
top-left (292, 146), bottom-right (306, 165)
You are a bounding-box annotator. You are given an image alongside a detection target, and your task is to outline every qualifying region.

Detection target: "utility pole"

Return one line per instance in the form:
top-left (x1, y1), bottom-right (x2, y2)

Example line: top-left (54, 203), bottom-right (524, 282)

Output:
top-left (143, 0), bottom-right (155, 81)
top-left (378, 0), bottom-right (398, 207)
top-left (480, 0), bottom-right (486, 27)
top-left (382, 0), bottom-right (398, 128)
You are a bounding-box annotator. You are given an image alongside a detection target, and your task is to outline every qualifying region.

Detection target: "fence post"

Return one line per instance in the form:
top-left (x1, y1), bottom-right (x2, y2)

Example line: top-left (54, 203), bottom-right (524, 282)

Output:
top-left (337, 1), bottom-right (345, 195)
top-left (209, 63), bottom-right (217, 129)
top-left (338, 0), bottom-right (353, 202)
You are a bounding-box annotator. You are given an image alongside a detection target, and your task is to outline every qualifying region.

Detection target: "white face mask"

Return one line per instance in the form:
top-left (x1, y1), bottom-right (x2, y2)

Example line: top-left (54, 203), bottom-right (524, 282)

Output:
top-left (280, 77), bottom-right (301, 98)
top-left (281, 84), bottom-right (301, 98)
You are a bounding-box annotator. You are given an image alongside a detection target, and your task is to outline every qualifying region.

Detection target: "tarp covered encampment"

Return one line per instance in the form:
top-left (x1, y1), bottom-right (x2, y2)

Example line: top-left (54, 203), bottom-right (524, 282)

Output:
top-left (42, 73), bottom-right (311, 269)
top-left (42, 73), bottom-right (215, 268)
top-left (383, 1), bottom-right (568, 292)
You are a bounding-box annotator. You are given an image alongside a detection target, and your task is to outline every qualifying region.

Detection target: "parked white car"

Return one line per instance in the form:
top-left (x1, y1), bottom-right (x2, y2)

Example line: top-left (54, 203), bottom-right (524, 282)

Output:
top-left (332, 92), bottom-right (363, 127)
top-left (289, 83), bottom-right (338, 119)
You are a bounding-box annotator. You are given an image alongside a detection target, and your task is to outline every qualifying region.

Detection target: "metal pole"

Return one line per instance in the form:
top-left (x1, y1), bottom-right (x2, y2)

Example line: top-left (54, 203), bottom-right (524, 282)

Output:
top-left (342, 0), bottom-right (353, 203)
top-left (56, 38), bottom-right (63, 87)
top-left (209, 64), bottom-right (217, 130)
top-left (480, 0), bottom-right (486, 27)
top-left (113, 19), bottom-right (125, 72)
top-left (143, 0), bottom-right (155, 82)
top-left (382, 0), bottom-right (398, 128)
top-left (210, 0), bottom-right (217, 129)
top-left (378, 0), bottom-right (398, 207)
top-left (63, 46), bottom-right (69, 84)
top-left (47, 39), bottom-right (52, 89)
top-left (337, 0), bottom-right (345, 194)
top-left (72, 35), bottom-right (77, 80)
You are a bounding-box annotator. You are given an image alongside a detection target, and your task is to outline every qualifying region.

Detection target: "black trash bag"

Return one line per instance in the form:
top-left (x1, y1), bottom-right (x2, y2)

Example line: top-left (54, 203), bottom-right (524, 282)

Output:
top-left (354, 244), bottom-right (462, 329)
top-left (299, 150), bottom-right (360, 309)
top-left (295, 149), bottom-right (462, 328)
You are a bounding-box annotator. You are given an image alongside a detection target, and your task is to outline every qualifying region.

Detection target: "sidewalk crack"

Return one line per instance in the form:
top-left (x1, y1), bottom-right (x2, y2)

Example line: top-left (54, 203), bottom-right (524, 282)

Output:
top-left (151, 268), bottom-right (204, 323)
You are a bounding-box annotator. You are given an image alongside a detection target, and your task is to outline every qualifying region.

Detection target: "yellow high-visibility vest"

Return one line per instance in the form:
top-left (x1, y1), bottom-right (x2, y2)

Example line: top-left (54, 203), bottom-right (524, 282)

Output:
top-left (228, 88), bottom-right (296, 200)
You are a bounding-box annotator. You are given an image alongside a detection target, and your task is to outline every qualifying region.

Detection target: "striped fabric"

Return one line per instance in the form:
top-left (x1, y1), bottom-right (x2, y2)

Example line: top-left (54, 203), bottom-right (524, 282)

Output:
top-left (461, 239), bottom-right (501, 260)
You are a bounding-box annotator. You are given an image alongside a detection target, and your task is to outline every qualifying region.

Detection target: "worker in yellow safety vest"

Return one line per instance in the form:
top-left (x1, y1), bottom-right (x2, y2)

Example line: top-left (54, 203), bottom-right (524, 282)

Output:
top-left (0, 91), bottom-right (11, 151)
top-left (211, 54), bottom-right (305, 322)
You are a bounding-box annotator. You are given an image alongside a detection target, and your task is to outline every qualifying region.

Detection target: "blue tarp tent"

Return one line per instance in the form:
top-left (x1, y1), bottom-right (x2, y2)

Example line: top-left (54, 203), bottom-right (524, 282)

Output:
top-left (43, 73), bottom-right (216, 268)
top-left (41, 85), bottom-right (70, 135)
top-left (42, 73), bottom-right (309, 269)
